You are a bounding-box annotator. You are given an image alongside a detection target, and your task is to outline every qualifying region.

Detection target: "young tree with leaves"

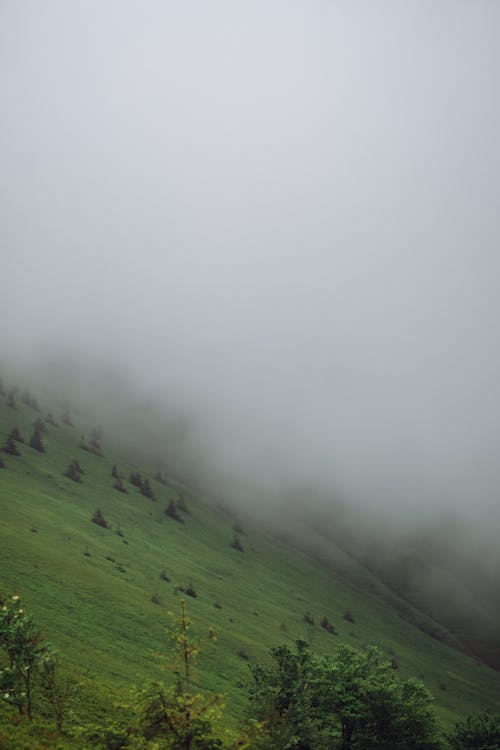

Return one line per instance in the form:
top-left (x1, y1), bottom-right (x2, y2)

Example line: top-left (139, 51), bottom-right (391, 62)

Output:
top-left (0, 594), bottom-right (48, 720)
top-left (39, 653), bottom-right (76, 732)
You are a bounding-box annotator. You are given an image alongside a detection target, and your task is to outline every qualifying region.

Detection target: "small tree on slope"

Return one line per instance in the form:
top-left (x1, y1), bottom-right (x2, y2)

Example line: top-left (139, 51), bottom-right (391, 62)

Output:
top-left (137, 600), bottom-right (241, 749)
top-left (0, 594), bottom-right (48, 719)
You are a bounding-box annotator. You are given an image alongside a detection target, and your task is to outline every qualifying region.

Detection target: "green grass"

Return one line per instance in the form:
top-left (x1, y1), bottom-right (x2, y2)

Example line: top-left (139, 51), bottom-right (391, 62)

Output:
top-left (1, 391), bottom-right (500, 744)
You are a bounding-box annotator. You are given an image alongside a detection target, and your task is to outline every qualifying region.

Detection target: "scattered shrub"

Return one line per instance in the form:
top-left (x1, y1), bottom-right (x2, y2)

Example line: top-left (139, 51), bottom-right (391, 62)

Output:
top-left (91, 509), bottom-right (108, 529)
top-left (165, 499), bottom-right (184, 523)
top-left (343, 610), bottom-right (355, 623)
top-left (3, 431), bottom-right (21, 456)
top-left (64, 458), bottom-right (84, 482)
top-left (111, 464), bottom-right (119, 479)
top-left (130, 471), bottom-right (143, 488)
top-left (116, 525), bottom-right (124, 538)
top-left (151, 594), bottom-right (161, 605)
top-left (105, 555), bottom-right (116, 563)
top-left (185, 583), bottom-right (197, 598)
top-left (160, 570), bottom-right (170, 582)
top-left (303, 611), bottom-right (314, 626)
top-left (230, 535), bottom-right (244, 552)
top-left (29, 428), bottom-right (45, 453)
top-left (391, 658), bottom-right (399, 670)
top-left (320, 616), bottom-right (337, 635)
top-left (140, 478), bottom-right (156, 500)
top-left (83, 546), bottom-right (91, 557)
top-left (214, 601), bottom-right (222, 609)
top-left (113, 478), bottom-right (128, 494)
top-left (89, 427), bottom-right (102, 455)
top-left (232, 521), bottom-right (244, 535)
top-left (238, 647), bottom-right (249, 660)
top-left (280, 622), bottom-right (288, 633)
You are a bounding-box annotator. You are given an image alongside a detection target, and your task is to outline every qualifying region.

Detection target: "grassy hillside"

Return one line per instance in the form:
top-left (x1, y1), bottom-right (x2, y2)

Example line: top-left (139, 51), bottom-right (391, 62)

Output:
top-left (1, 386), bottom-right (500, 743)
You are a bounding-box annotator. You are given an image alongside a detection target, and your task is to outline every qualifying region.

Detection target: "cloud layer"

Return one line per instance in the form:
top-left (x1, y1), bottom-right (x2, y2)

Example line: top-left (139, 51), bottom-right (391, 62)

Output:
top-left (2, 1), bottom-right (500, 536)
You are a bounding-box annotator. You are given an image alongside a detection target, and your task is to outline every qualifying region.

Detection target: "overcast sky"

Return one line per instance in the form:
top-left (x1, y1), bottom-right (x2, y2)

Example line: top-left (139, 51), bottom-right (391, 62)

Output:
top-left (2, 1), bottom-right (500, 529)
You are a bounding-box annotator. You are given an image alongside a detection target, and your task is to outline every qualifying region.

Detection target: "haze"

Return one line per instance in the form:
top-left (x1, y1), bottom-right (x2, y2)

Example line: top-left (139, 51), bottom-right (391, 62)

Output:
top-left (2, 2), bottom-right (500, 543)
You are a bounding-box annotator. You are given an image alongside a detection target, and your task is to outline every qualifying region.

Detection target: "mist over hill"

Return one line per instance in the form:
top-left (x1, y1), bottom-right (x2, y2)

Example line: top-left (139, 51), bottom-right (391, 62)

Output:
top-left (2, 0), bottom-right (500, 669)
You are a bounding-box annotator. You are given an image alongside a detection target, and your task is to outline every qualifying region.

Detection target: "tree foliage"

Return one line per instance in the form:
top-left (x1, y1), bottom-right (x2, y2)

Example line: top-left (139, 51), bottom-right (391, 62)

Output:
top-left (248, 640), bottom-right (441, 750)
top-left (0, 594), bottom-right (48, 719)
top-left (448, 713), bottom-right (500, 750)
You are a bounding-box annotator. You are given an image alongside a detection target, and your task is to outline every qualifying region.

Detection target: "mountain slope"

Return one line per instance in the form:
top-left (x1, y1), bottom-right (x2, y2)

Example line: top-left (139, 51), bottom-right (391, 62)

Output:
top-left (1, 389), bottom-right (500, 735)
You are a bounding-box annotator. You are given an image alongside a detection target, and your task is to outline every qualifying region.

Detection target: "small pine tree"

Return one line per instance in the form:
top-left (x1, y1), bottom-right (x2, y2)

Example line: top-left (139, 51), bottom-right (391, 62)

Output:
top-left (3, 431), bottom-right (21, 456)
top-left (64, 459), bottom-right (83, 482)
top-left (130, 471), bottom-right (143, 489)
top-left (91, 509), bottom-right (108, 528)
top-left (185, 583), bottom-right (197, 598)
top-left (89, 428), bottom-right (102, 455)
top-left (136, 600), bottom-right (228, 749)
top-left (29, 429), bottom-right (45, 453)
top-left (113, 478), bottom-right (128, 494)
top-left (165, 499), bottom-right (184, 523)
top-left (140, 478), bottom-right (156, 500)
top-left (320, 616), bottom-right (337, 635)
top-left (10, 427), bottom-right (24, 443)
top-left (230, 535), bottom-right (244, 552)
top-left (303, 611), bottom-right (314, 625)
top-left (111, 464), bottom-right (119, 479)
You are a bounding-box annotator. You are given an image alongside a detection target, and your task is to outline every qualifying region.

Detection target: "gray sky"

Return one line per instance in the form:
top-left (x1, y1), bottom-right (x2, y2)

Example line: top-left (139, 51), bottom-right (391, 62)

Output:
top-left (2, 1), bottom-right (500, 532)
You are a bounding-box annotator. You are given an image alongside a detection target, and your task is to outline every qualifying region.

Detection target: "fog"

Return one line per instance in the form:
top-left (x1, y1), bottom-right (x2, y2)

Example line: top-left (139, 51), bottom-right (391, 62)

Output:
top-left (2, 1), bottom-right (500, 550)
